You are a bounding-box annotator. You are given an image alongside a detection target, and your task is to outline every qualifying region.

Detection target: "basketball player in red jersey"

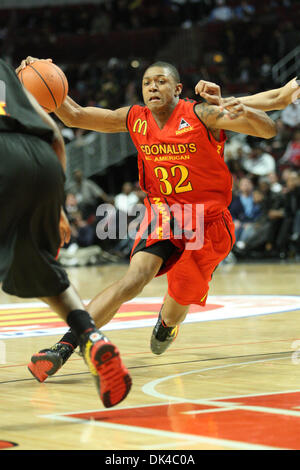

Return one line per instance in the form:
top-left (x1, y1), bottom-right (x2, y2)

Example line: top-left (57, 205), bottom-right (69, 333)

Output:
top-left (17, 57), bottom-right (297, 381)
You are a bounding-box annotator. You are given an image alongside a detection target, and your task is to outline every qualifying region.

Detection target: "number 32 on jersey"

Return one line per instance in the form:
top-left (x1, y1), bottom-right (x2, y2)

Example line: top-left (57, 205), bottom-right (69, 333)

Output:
top-left (154, 164), bottom-right (193, 196)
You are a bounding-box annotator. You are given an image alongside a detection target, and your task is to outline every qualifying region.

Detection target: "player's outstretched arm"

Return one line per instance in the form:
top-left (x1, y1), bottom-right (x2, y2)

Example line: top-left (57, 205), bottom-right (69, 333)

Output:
top-left (16, 56), bottom-right (129, 133)
top-left (238, 78), bottom-right (299, 111)
top-left (195, 78), bottom-right (300, 111)
top-left (56, 95), bottom-right (130, 133)
top-left (195, 100), bottom-right (277, 139)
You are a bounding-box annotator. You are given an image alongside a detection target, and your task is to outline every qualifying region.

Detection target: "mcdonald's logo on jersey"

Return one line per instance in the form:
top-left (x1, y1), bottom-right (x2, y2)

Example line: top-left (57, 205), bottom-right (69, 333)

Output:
top-left (133, 118), bottom-right (147, 136)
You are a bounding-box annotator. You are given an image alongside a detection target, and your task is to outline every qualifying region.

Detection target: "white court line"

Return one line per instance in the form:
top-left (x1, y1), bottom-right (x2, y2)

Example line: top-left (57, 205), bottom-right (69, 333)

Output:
top-left (40, 356), bottom-right (294, 451)
top-left (142, 356), bottom-right (300, 419)
top-left (197, 387), bottom-right (300, 402)
top-left (2, 294), bottom-right (300, 339)
top-left (183, 407), bottom-right (240, 415)
top-left (142, 356), bottom-right (290, 404)
top-left (41, 413), bottom-right (283, 450)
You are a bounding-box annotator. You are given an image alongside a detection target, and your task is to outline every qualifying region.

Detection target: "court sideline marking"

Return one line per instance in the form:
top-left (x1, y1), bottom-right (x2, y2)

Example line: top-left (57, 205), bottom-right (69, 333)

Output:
top-left (142, 356), bottom-right (300, 418)
top-left (41, 356), bottom-right (291, 450)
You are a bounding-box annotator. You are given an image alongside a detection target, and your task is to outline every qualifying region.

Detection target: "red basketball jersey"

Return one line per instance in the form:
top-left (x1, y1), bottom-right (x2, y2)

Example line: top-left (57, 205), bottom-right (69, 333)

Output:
top-left (127, 98), bottom-right (233, 216)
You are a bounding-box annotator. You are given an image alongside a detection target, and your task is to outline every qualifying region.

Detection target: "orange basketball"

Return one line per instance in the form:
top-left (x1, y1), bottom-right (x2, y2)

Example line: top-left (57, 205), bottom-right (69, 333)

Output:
top-left (18, 60), bottom-right (68, 113)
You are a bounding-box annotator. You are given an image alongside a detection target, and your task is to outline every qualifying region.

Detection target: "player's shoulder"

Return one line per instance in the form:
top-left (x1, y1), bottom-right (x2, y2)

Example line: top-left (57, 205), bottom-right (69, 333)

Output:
top-left (181, 97), bottom-right (198, 105)
top-left (126, 104), bottom-right (149, 133)
top-left (127, 103), bottom-right (148, 123)
top-left (178, 97), bottom-right (203, 117)
top-left (193, 101), bottom-right (221, 123)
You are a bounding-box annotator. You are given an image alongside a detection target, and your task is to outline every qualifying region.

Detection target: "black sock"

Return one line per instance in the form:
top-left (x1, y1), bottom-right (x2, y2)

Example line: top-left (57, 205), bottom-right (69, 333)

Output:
top-left (66, 310), bottom-right (96, 341)
top-left (58, 329), bottom-right (78, 350)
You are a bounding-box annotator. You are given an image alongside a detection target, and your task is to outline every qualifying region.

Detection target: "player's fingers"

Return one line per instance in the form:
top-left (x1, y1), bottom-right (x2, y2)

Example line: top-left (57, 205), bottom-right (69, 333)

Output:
top-left (203, 82), bottom-right (220, 93)
top-left (60, 229), bottom-right (68, 247)
top-left (65, 226), bottom-right (71, 245)
top-left (17, 57), bottom-right (52, 72)
top-left (223, 99), bottom-right (244, 117)
top-left (225, 102), bottom-right (243, 112)
top-left (222, 96), bottom-right (239, 107)
top-left (194, 80), bottom-right (206, 95)
top-left (25, 56), bottom-right (52, 66)
top-left (199, 91), bottom-right (220, 105)
top-left (15, 62), bottom-right (25, 74)
top-left (195, 79), bottom-right (219, 93)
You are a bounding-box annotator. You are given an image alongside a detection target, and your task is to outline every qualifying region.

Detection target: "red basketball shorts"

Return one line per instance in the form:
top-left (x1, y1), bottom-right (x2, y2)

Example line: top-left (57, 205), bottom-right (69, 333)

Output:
top-left (131, 198), bottom-right (235, 306)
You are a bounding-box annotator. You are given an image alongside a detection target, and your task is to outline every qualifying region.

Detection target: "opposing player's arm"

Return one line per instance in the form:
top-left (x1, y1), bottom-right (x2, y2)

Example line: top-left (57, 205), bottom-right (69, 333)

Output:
top-left (238, 78), bottom-right (299, 111)
top-left (195, 101), bottom-right (277, 139)
top-left (196, 78), bottom-right (299, 111)
top-left (55, 95), bottom-right (130, 133)
top-left (23, 88), bottom-right (66, 170)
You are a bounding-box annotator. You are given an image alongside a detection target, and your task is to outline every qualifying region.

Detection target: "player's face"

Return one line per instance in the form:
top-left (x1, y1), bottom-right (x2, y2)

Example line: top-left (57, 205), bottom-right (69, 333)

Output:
top-left (142, 66), bottom-right (182, 111)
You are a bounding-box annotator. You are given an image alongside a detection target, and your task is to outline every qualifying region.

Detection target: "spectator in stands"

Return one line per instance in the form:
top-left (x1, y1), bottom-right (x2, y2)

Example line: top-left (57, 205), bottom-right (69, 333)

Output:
top-left (111, 181), bottom-right (144, 259)
top-left (281, 167), bottom-right (294, 190)
top-left (65, 192), bottom-right (79, 218)
top-left (64, 192), bottom-right (95, 249)
top-left (114, 181), bottom-right (139, 214)
top-left (66, 169), bottom-right (113, 218)
top-left (280, 129), bottom-right (300, 168)
top-left (229, 177), bottom-right (262, 243)
top-left (232, 179), bottom-right (286, 257)
top-left (234, 1), bottom-right (255, 21)
top-left (57, 121), bottom-right (75, 144)
top-left (284, 171), bottom-right (300, 255)
top-left (270, 118), bottom-right (292, 158)
top-left (281, 101), bottom-right (300, 129)
top-left (209, 0), bottom-right (233, 22)
top-left (267, 172), bottom-right (283, 193)
top-left (259, 55), bottom-right (272, 88)
top-left (248, 171), bottom-right (300, 259)
top-left (242, 143), bottom-right (276, 177)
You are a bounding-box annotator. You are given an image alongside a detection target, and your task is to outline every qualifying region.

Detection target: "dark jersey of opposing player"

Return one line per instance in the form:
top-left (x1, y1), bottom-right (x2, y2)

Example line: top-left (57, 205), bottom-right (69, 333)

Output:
top-left (0, 59), bottom-right (54, 144)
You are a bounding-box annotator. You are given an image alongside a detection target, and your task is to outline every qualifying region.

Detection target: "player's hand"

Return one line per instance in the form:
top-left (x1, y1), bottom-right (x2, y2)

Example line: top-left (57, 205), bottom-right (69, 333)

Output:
top-left (59, 208), bottom-right (71, 247)
top-left (221, 97), bottom-right (246, 119)
top-left (15, 56), bottom-right (52, 74)
top-left (195, 80), bottom-right (222, 105)
top-left (284, 76), bottom-right (300, 106)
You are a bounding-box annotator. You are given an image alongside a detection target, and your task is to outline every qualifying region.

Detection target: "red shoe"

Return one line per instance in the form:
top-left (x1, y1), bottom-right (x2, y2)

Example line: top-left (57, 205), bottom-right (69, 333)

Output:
top-left (80, 331), bottom-right (132, 408)
top-left (28, 342), bottom-right (74, 382)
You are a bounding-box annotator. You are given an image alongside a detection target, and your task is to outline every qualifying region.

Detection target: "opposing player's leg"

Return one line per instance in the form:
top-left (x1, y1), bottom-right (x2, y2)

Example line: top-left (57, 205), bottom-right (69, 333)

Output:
top-left (150, 293), bottom-right (189, 355)
top-left (28, 285), bottom-right (85, 382)
top-left (29, 250), bottom-right (164, 381)
top-left (28, 285), bottom-right (132, 407)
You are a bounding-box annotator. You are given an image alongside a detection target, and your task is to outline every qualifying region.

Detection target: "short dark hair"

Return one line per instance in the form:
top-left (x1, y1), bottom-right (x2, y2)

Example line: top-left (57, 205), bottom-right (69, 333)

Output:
top-left (144, 61), bottom-right (180, 83)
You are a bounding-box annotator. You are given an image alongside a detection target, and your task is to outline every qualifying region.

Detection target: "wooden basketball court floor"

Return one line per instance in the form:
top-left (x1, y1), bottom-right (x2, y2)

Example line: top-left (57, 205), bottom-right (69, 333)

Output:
top-left (1, 261), bottom-right (300, 451)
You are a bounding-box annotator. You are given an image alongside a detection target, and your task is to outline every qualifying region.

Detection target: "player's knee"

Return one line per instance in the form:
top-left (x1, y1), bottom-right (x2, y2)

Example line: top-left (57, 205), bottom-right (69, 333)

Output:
top-left (118, 269), bottom-right (152, 300)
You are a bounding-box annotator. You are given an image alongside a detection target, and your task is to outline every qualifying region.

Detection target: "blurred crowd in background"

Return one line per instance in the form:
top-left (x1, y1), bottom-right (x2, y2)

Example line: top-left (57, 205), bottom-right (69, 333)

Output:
top-left (1, 0), bottom-right (299, 264)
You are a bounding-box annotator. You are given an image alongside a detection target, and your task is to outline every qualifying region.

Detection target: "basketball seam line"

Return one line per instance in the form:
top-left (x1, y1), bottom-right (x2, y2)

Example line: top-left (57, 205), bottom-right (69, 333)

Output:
top-left (52, 64), bottom-right (66, 105)
top-left (27, 63), bottom-right (57, 109)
